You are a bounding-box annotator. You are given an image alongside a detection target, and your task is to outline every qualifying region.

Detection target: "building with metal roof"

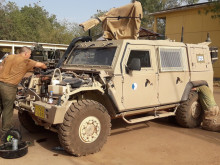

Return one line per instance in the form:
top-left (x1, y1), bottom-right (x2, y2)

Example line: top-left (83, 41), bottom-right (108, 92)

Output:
top-left (151, 2), bottom-right (220, 79)
top-left (0, 40), bottom-right (68, 58)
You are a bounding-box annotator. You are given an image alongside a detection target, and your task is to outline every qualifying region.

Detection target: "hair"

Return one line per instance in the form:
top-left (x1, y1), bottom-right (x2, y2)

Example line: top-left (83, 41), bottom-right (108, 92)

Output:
top-left (20, 46), bottom-right (31, 53)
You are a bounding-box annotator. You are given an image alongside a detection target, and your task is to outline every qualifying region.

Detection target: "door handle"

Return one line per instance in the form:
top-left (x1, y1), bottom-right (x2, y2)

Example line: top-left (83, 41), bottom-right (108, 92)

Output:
top-left (145, 79), bottom-right (151, 87)
top-left (176, 77), bottom-right (182, 84)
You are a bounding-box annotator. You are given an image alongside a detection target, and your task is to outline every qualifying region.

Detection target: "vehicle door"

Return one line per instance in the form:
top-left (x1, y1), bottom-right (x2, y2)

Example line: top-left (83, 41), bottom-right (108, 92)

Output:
top-left (121, 44), bottom-right (159, 110)
top-left (157, 47), bottom-right (190, 104)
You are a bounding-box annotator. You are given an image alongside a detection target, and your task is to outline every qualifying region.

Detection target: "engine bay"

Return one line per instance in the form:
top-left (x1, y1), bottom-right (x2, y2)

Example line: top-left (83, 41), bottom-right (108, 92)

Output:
top-left (17, 68), bottom-right (95, 106)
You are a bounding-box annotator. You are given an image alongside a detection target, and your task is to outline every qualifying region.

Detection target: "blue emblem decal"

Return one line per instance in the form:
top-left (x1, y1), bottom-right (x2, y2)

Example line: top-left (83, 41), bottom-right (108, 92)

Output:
top-left (132, 83), bottom-right (138, 90)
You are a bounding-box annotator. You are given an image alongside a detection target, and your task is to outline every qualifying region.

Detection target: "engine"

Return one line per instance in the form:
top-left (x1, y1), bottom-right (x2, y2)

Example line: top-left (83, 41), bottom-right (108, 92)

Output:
top-left (17, 68), bottom-right (93, 106)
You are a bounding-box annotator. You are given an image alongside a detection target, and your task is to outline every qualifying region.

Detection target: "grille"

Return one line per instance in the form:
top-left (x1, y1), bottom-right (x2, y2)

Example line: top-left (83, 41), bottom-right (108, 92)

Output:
top-left (159, 48), bottom-right (184, 71)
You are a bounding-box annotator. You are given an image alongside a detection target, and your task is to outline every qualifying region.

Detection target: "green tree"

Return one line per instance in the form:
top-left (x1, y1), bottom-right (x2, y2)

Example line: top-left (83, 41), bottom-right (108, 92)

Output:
top-left (206, 0), bottom-right (220, 19)
top-left (0, 1), bottom-right (20, 40)
top-left (183, 0), bottom-right (200, 5)
top-left (0, 1), bottom-right (82, 44)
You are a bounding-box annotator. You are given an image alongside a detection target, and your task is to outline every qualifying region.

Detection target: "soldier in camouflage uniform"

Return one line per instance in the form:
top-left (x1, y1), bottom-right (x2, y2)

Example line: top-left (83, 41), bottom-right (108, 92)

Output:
top-left (197, 85), bottom-right (220, 132)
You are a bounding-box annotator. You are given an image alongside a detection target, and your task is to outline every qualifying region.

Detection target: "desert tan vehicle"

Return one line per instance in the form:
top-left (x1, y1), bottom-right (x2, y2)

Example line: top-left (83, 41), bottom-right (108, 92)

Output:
top-left (15, 35), bottom-right (215, 156)
top-left (14, 1), bottom-right (218, 157)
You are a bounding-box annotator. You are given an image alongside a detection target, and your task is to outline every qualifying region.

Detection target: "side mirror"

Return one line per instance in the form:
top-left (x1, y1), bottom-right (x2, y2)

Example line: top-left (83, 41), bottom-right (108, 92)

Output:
top-left (127, 58), bottom-right (141, 71)
top-left (210, 47), bottom-right (218, 64)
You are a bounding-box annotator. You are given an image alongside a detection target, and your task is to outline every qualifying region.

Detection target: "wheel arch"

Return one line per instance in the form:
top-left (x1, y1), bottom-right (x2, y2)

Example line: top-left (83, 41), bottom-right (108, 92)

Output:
top-left (81, 90), bottom-right (117, 118)
top-left (176, 91), bottom-right (203, 128)
top-left (181, 80), bottom-right (208, 102)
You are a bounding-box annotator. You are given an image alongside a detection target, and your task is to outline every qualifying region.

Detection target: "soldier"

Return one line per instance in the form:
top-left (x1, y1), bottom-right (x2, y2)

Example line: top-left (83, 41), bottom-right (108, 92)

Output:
top-left (0, 46), bottom-right (47, 141)
top-left (197, 85), bottom-right (220, 132)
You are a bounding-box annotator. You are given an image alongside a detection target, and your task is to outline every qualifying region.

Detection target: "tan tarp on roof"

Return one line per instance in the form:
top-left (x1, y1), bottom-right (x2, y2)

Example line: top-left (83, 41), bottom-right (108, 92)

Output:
top-left (80, 1), bottom-right (143, 40)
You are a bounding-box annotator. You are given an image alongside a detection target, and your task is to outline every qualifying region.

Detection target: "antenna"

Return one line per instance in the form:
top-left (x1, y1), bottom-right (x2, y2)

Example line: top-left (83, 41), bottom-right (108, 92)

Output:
top-left (206, 32), bottom-right (211, 42)
top-left (88, 29), bottom-right (91, 37)
top-left (181, 26), bottom-right (184, 42)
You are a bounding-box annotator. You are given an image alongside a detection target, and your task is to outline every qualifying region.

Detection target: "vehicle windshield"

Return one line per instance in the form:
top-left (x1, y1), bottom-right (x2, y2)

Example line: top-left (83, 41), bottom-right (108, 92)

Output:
top-left (66, 47), bottom-right (116, 66)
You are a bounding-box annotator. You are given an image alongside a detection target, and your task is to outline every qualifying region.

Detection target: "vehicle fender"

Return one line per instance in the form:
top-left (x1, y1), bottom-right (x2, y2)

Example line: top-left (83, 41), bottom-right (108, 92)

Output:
top-left (181, 80), bottom-right (208, 101)
top-left (82, 90), bottom-right (118, 118)
top-left (70, 87), bottom-right (105, 96)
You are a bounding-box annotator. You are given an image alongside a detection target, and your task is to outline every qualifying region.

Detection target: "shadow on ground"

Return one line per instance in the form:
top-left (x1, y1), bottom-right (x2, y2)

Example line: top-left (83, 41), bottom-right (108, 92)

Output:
top-left (2, 105), bottom-right (220, 158)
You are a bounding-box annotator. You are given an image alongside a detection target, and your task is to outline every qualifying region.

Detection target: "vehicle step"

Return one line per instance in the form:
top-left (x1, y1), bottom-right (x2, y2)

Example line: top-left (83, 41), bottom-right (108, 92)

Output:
top-left (122, 112), bottom-right (175, 124)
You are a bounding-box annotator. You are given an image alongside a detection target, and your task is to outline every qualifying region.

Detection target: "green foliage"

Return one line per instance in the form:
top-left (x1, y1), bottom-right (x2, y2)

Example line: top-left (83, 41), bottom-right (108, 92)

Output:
top-left (206, 0), bottom-right (220, 19)
top-left (0, 0), bottom-right (205, 43)
top-left (0, 1), bottom-right (83, 44)
top-left (183, 0), bottom-right (200, 5)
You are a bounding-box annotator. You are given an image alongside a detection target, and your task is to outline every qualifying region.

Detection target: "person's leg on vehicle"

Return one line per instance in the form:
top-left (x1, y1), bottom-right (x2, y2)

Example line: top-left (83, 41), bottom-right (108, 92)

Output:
top-left (197, 85), bottom-right (220, 132)
top-left (202, 106), bottom-right (220, 132)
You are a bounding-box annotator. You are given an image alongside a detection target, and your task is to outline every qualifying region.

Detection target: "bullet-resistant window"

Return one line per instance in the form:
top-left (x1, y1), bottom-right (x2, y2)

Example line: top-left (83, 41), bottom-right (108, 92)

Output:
top-left (66, 47), bottom-right (117, 66)
top-left (127, 50), bottom-right (151, 68)
top-left (159, 48), bottom-right (184, 72)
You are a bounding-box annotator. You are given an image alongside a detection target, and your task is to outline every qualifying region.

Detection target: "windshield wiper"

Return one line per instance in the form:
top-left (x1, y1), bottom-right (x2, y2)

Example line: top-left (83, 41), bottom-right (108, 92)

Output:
top-left (87, 44), bottom-right (95, 48)
top-left (104, 43), bottom-right (113, 47)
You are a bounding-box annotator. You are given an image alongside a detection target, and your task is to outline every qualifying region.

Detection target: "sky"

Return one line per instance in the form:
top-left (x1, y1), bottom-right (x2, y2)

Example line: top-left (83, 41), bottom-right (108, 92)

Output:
top-left (4, 0), bottom-right (131, 23)
top-left (5, 0), bottom-right (208, 24)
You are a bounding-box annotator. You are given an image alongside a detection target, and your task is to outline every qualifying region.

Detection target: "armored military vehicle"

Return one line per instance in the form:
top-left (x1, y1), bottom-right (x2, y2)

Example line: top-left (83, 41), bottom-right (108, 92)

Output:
top-left (15, 35), bottom-right (215, 156)
top-left (14, 1), bottom-right (216, 156)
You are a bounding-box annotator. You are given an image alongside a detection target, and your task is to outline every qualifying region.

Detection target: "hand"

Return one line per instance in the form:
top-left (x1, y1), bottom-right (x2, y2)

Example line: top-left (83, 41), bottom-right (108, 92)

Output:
top-left (35, 62), bottom-right (47, 69)
top-left (42, 64), bottom-right (47, 69)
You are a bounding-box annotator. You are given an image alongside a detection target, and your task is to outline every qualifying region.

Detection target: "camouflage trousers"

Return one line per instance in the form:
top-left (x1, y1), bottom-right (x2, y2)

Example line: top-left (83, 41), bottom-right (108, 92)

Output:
top-left (0, 82), bottom-right (17, 133)
top-left (202, 106), bottom-right (220, 132)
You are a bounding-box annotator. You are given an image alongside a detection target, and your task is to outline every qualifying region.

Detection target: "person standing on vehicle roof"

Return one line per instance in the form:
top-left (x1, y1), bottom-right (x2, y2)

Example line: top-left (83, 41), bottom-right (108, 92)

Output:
top-left (0, 46), bottom-right (47, 139)
top-left (197, 85), bottom-right (220, 132)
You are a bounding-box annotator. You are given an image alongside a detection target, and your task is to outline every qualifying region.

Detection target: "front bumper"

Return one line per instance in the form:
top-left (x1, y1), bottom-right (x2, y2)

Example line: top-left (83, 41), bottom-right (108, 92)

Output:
top-left (15, 101), bottom-right (67, 124)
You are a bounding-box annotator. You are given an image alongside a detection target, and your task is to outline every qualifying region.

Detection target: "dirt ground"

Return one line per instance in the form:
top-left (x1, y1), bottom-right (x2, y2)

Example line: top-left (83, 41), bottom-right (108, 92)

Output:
top-left (1, 88), bottom-right (220, 165)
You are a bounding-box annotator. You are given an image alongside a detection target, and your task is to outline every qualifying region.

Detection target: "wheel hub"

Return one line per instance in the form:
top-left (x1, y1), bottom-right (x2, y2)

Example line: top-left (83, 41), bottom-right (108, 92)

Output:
top-left (191, 101), bottom-right (201, 119)
top-left (79, 116), bottom-right (101, 143)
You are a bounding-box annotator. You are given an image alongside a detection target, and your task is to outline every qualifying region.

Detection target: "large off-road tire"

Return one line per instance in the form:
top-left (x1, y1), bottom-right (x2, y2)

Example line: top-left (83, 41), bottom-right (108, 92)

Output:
top-left (58, 100), bottom-right (111, 156)
top-left (175, 91), bottom-right (203, 128)
top-left (18, 111), bottom-right (44, 133)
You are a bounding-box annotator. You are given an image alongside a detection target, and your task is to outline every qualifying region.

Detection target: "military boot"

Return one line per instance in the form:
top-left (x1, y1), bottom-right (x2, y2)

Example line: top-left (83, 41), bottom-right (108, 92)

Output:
top-left (202, 106), bottom-right (220, 132)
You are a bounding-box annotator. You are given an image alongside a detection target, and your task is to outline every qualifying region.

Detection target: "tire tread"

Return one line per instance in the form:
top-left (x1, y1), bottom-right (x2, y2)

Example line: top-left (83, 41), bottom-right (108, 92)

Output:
top-left (58, 99), bottom-right (111, 156)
